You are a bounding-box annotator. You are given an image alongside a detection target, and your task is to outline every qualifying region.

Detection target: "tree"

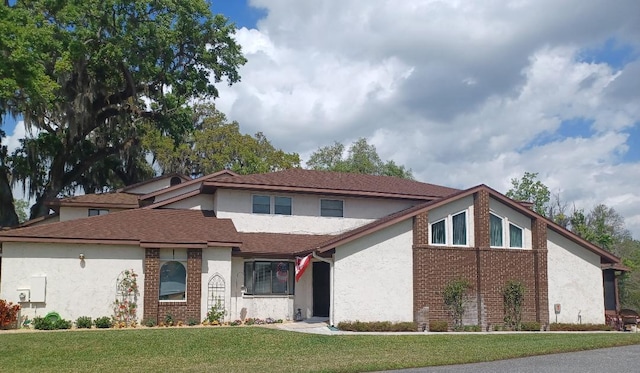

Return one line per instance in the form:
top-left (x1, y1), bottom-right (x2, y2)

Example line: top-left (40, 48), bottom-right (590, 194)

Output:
top-left (1, 0), bottom-right (246, 221)
top-left (143, 104), bottom-right (300, 176)
top-left (502, 280), bottom-right (525, 330)
top-left (442, 278), bottom-right (471, 330)
top-left (307, 138), bottom-right (413, 179)
top-left (505, 172), bottom-right (550, 216)
top-left (0, 129), bottom-right (19, 227)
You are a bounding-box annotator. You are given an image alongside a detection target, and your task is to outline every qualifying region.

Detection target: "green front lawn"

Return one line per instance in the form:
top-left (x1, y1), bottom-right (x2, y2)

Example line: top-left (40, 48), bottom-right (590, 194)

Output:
top-left (1, 327), bottom-right (639, 372)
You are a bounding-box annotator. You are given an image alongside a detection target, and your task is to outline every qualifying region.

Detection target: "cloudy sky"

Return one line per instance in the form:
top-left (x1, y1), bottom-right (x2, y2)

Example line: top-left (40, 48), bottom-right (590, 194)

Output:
top-left (3, 0), bottom-right (640, 237)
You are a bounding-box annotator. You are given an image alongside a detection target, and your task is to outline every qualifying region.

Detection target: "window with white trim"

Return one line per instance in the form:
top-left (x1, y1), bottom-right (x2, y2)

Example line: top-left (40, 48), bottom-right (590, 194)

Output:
top-left (490, 212), bottom-right (524, 248)
top-left (320, 199), bottom-right (343, 217)
top-left (430, 210), bottom-right (468, 246)
top-left (252, 195), bottom-right (292, 215)
top-left (88, 208), bottom-right (109, 216)
top-left (159, 261), bottom-right (186, 301)
top-left (244, 261), bottom-right (294, 295)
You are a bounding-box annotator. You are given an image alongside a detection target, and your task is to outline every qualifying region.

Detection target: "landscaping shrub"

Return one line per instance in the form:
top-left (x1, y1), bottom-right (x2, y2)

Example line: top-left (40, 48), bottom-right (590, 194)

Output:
top-left (75, 316), bottom-right (92, 329)
top-left (429, 320), bottom-right (449, 332)
top-left (443, 278), bottom-right (471, 330)
top-left (502, 280), bottom-right (525, 330)
top-left (32, 317), bottom-right (55, 330)
top-left (463, 324), bottom-right (482, 332)
top-left (520, 321), bottom-right (541, 331)
top-left (94, 316), bottom-right (112, 329)
top-left (144, 318), bottom-right (156, 327)
top-left (54, 319), bottom-right (72, 329)
top-left (164, 314), bottom-right (175, 326)
top-left (205, 299), bottom-right (226, 324)
top-left (549, 323), bottom-right (613, 331)
top-left (337, 321), bottom-right (418, 332)
top-left (0, 299), bottom-right (21, 329)
top-left (187, 318), bottom-right (199, 326)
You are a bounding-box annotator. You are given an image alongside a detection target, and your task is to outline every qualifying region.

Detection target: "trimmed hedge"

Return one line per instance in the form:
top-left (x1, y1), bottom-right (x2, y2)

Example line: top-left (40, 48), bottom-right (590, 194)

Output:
top-left (337, 321), bottom-right (417, 332)
top-left (549, 323), bottom-right (613, 331)
top-left (429, 320), bottom-right (448, 332)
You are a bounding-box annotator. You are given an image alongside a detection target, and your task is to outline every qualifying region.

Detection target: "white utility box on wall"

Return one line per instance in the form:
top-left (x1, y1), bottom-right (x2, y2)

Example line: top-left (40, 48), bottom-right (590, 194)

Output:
top-left (30, 276), bottom-right (47, 302)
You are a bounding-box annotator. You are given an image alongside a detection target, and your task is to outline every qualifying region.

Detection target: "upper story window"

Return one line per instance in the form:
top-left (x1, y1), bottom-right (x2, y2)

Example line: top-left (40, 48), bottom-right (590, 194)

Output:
top-left (252, 195), bottom-right (292, 215)
top-left (159, 261), bottom-right (186, 301)
top-left (430, 210), bottom-right (467, 246)
top-left (244, 261), bottom-right (294, 295)
top-left (320, 199), bottom-right (343, 217)
top-left (490, 212), bottom-right (524, 248)
top-left (88, 209), bottom-right (109, 217)
top-left (274, 196), bottom-right (292, 215)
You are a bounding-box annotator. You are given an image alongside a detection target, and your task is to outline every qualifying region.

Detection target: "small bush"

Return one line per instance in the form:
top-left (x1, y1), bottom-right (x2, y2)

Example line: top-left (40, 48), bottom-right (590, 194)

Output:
top-left (144, 318), bottom-right (156, 327)
top-left (337, 320), bottom-right (418, 332)
top-left (75, 316), bottom-right (92, 329)
top-left (0, 299), bottom-right (21, 329)
top-left (54, 319), bottom-right (72, 330)
top-left (520, 321), bottom-right (541, 331)
top-left (245, 318), bottom-right (255, 325)
top-left (549, 323), bottom-right (613, 331)
top-left (429, 320), bottom-right (449, 332)
top-left (205, 300), bottom-right (226, 323)
top-left (463, 324), bottom-right (482, 332)
top-left (164, 314), bottom-right (175, 326)
top-left (32, 316), bottom-right (55, 330)
top-left (187, 318), bottom-right (199, 326)
top-left (94, 316), bottom-right (112, 329)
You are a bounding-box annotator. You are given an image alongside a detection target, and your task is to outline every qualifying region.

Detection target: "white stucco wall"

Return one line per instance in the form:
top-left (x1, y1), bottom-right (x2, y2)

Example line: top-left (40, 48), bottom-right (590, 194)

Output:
top-left (152, 182), bottom-right (202, 203)
top-left (126, 177), bottom-right (178, 194)
top-left (201, 247), bottom-right (232, 321)
top-left (215, 189), bottom-right (415, 234)
top-left (59, 207), bottom-right (125, 222)
top-left (0, 242), bottom-right (144, 321)
top-left (547, 230), bottom-right (605, 324)
top-left (228, 257), bottom-right (297, 321)
top-left (163, 194), bottom-right (215, 210)
top-left (333, 219), bottom-right (413, 324)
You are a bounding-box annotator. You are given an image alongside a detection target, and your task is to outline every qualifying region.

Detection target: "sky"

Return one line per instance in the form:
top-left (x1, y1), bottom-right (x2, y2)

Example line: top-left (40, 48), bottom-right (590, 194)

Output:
top-left (3, 0), bottom-right (640, 238)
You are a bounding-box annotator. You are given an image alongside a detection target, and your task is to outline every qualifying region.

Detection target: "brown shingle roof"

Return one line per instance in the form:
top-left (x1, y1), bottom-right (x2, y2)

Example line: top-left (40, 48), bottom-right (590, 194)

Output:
top-left (203, 169), bottom-right (459, 200)
top-left (0, 209), bottom-right (241, 247)
top-left (47, 192), bottom-right (140, 209)
top-left (236, 232), bottom-right (335, 257)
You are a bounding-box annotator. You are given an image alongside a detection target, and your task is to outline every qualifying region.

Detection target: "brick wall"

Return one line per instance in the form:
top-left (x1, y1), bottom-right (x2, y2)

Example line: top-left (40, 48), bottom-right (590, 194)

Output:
top-left (412, 190), bottom-right (551, 329)
top-left (144, 248), bottom-right (203, 324)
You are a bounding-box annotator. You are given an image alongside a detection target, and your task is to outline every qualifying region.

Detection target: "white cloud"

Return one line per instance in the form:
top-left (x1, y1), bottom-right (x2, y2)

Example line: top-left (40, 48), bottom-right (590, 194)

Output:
top-left (215, 0), bottom-right (640, 238)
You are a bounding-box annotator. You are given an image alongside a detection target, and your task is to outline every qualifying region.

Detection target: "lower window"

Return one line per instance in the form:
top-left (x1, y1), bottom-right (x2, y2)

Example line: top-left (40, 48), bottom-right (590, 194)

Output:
top-left (159, 261), bottom-right (186, 301)
top-left (244, 261), bottom-right (294, 295)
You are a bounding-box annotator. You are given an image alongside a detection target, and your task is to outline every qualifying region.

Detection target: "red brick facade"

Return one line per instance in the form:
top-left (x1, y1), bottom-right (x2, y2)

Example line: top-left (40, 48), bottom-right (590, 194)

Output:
top-left (143, 248), bottom-right (203, 323)
top-left (413, 191), bottom-right (550, 329)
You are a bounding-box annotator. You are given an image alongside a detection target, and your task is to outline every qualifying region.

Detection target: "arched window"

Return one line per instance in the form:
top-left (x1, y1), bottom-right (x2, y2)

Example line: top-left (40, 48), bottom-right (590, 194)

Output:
top-left (159, 261), bottom-right (186, 301)
top-left (170, 176), bottom-right (182, 186)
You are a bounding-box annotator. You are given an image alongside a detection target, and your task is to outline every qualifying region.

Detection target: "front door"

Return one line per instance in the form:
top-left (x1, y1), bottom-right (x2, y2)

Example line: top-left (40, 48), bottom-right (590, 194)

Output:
top-left (312, 262), bottom-right (330, 317)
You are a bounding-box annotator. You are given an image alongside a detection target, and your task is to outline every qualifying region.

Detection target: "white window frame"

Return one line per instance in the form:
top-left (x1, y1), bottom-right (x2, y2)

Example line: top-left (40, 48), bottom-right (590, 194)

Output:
top-left (320, 199), bottom-right (344, 218)
top-left (88, 208), bottom-right (109, 217)
top-left (159, 260), bottom-right (188, 303)
top-left (490, 211), bottom-right (525, 249)
top-left (429, 210), bottom-right (469, 247)
top-left (252, 195), bottom-right (293, 215)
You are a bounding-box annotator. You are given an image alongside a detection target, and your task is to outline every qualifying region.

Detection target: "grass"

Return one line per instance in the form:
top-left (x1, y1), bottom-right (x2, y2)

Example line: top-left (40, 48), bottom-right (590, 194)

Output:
top-left (1, 327), bottom-right (640, 372)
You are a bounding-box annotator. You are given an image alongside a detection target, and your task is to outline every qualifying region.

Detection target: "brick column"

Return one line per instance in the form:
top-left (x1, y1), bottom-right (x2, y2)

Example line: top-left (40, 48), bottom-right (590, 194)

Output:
top-left (186, 248), bottom-right (202, 322)
top-left (532, 218), bottom-right (549, 324)
top-left (474, 190), bottom-right (490, 248)
top-left (143, 248), bottom-right (160, 323)
top-left (413, 212), bottom-right (429, 245)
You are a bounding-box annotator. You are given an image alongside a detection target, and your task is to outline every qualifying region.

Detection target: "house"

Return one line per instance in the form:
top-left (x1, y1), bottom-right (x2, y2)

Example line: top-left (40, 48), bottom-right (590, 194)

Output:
top-left (0, 169), bottom-right (625, 328)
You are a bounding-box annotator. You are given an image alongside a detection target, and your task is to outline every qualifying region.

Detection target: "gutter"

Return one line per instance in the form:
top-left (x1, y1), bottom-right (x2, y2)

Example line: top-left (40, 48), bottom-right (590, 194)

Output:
top-left (312, 251), bottom-right (335, 327)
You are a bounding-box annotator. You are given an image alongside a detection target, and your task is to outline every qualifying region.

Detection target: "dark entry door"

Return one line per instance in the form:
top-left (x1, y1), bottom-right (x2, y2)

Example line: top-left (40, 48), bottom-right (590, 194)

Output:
top-left (312, 262), bottom-right (330, 317)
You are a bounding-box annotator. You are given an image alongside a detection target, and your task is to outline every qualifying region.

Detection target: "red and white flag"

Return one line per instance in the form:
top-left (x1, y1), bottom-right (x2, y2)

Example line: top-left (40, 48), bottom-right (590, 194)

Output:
top-left (295, 254), bottom-right (312, 282)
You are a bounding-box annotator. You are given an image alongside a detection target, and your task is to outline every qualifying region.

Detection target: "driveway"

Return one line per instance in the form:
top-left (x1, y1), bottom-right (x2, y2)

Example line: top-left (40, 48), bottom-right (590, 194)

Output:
top-left (381, 344), bottom-right (640, 373)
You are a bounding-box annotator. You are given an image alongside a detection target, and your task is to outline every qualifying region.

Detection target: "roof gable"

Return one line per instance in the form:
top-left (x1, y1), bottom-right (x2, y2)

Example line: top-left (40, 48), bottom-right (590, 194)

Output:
top-left (310, 184), bottom-right (622, 264)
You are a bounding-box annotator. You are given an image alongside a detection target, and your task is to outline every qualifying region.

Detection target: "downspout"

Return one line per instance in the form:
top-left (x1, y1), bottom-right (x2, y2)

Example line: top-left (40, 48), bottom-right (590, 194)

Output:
top-left (313, 251), bottom-right (335, 327)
